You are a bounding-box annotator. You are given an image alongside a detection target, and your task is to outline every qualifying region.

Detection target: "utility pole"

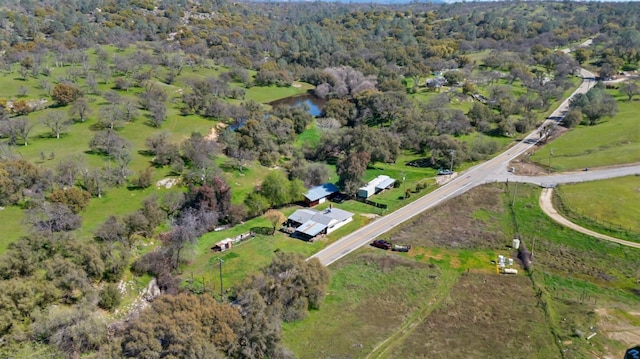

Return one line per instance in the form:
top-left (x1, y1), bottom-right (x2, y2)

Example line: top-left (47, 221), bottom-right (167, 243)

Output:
top-left (216, 257), bottom-right (224, 301)
top-left (401, 172), bottom-right (406, 199)
top-left (449, 149), bottom-right (455, 173)
top-left (532, 237), bottom-right (535, 257)
top-left (512, 180), bottom-right (518, 207)
top-left (548, 149), bottom-right (553, 173)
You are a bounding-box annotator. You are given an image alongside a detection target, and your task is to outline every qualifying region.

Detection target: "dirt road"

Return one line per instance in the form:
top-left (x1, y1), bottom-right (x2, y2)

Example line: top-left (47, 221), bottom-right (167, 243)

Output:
top-left (538, 188), bottom-right (640, 249)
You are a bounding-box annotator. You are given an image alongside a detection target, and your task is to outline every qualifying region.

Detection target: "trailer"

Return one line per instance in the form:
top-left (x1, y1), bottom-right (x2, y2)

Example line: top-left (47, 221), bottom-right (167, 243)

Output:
top-left (392, 244), bottom-right (411, 252)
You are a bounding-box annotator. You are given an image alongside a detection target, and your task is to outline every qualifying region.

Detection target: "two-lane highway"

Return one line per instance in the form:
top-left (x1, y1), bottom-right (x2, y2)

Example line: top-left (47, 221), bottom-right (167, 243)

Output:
top-left (310, 68), bottom-right (596, 266)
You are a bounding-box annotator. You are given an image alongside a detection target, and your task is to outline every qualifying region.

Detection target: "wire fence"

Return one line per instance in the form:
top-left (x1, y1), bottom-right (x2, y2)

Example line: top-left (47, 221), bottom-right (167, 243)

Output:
top-left (554, 187), bottom-right (639, 240)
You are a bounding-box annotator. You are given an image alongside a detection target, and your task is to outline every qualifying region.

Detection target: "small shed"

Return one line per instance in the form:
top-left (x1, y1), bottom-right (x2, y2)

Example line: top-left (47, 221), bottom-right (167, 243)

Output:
top-left (304, 183), bottom-right (339, 207)
top-left (212, 238), bottom-right (234, 252)
top-left (357, 175), bottom-right (396, 198)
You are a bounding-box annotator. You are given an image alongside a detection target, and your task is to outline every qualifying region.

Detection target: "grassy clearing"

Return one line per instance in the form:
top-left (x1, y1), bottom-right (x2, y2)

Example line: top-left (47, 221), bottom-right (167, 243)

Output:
top-left (555, 176), bottom-right (640, 240)
top-left (282, 251), bottom-right (445, 359)
top-left (244, 83), bottom-right (312, 103)
top-left (294, 121), bottom-right (322, 148)
top-left (185, 216), bottom-right (323, 292)
top-left (531, 100), bottom-right (640, 171)
top-left (0, 206), bottom-right (26, 254)
top-left (390, 273), bottom-right (558, 359)
top-left (512, 184), bottom-right (640, 292)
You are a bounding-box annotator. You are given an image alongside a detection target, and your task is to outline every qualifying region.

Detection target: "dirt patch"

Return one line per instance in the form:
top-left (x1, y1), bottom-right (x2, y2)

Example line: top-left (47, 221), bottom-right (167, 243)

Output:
top-left (156, 177), bottom-right (178, 189)
top-left (390, 273), bottom-right (558, 358)
top-left (391, 184), bottom-right (507, 249)
top-left (510, 160), bottom-right (548, 176)
top-left (509, 126), bottom-right (570, 175)
top-left (596, 308), bottom-right (640, 358)
top-left (205, 122), bottom-right (227, 141)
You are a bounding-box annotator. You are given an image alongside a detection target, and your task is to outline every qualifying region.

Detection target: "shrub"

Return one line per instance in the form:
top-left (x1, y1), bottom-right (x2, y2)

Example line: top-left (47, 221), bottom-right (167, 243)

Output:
top-left (98, 283), bottom-right (121, 311)
top-left (52, 83), bottom-right (80, 106)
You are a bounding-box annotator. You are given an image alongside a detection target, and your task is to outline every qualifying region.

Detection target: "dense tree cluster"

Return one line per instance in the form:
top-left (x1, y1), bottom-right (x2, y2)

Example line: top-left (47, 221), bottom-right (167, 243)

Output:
top-left (570, 82), bottom-right (618, 125)
top-left (97, 253), bottom-right (327, 358)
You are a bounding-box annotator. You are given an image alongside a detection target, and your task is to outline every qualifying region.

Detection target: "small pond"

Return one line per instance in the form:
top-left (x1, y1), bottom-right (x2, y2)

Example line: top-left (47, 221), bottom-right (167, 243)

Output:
top-left (268, 93), bottom-right (326, 117)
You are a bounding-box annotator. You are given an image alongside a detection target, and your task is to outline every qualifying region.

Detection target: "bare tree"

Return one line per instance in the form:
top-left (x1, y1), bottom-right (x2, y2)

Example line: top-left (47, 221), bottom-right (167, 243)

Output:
top-left (0, 119), bottom-right (19, 145)
top-left (41, 112), bottom-right (71, 139)
top-left (620, 80), bottom-right (640, 101)
top-left (139, 83), bottom-right (167, 111)
top-left (99, 104), bottom-right (124, 130)
top-left (56, 156), bottom-right (85, 187)
top-left (82, 168), bottom-right (108, 198)
top-left (149, 102), bottom-right (167, 127)
top-left (25, 201), bottom-right (81, 233)
top-left (121, 100), bottom-right (139, 123)
top-left (13, 118), bottom-right (34, 146)
top-left (69, 97), bottom-right (92, 122)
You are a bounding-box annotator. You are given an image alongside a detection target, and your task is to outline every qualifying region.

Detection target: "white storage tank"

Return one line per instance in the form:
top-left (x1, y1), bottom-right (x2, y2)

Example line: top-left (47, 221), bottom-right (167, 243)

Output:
top-left (503, 268), bottom-right (518, 275)
top-left (508, 258), bottom-right (514, 266)
top-left (513, 239), bottom-right (520, 250)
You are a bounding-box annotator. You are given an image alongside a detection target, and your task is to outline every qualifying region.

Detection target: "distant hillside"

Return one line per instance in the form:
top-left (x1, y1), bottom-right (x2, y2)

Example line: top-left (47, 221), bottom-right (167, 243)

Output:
top-left (244, 0), bottom-right (446, 4)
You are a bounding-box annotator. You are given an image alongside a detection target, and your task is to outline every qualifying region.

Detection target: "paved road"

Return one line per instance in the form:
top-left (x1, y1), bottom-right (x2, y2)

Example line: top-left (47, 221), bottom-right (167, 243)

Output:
top-left (310, 68), bottom-right (598, 266)
top-left (539, 188), bottom-right (640, 249)
top-left (497, 163), bottom-right (640, 186)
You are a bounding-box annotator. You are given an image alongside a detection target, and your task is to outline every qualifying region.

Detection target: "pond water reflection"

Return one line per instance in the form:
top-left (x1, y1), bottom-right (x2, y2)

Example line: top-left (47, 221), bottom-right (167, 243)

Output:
top-left (268, 93), bottom-right (326, 117)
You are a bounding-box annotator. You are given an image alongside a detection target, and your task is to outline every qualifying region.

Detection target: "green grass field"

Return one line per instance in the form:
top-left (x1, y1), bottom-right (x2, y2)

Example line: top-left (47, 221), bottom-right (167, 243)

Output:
top-left (0, 206), bottom-right (26, 254)
top-left (555, 176), bottom-right (640, 239)
top-left (531, 100), bottom-right (640, 171)
top-left (0, 44), bottom-right (310, 247)
top-left (185, 217), bottom-right (324, 294)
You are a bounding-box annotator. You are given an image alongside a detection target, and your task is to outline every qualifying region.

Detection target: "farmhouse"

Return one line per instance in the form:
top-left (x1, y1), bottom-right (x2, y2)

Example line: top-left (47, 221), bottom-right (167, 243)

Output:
top-left (304, 183), bottom-right (339, 207)
top-left (287, 207), bottom-right (354, 241)
top-left (357, 175), bottom-right (396, 199)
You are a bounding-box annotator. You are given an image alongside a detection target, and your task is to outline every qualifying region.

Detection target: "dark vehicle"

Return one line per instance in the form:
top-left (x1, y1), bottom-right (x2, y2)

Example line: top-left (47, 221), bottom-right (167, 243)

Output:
top-left (371, 239), bottom-right (392, 250)
top-left (392, 244), bottom-right (411, 252)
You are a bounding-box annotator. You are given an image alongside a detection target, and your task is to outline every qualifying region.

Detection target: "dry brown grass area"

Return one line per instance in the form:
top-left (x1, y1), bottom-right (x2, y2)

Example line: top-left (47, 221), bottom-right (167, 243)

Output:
top-left (282, 252), bottom-right (442, 359)
top-left (389, 273), bottom-right (559, 358)
top-left (391, 184), bottom-right (508, 249)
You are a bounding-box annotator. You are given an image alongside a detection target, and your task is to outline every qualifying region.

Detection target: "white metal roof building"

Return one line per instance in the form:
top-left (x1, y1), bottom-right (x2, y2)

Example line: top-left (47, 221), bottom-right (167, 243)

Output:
top-left (357, 175), bottom-right (396, 198)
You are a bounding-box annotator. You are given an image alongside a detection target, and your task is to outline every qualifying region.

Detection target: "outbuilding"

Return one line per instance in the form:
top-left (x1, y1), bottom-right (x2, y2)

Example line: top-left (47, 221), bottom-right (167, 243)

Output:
top-left (304, 183), bottom-right (339, 207)
top-left (357, 175), bottom-right (396, 199)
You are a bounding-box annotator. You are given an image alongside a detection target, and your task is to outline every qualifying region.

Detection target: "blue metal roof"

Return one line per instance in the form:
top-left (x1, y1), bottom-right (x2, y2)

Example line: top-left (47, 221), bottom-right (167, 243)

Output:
top-left (304, 183), bottom-right (339, 202)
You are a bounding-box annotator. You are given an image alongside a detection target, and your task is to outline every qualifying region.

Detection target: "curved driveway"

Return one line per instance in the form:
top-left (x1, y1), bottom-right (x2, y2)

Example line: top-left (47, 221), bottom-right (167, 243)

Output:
top-left (539, 188), bottom-right (640, 249)
top-left (310, 68), bottom-right (598, 266)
